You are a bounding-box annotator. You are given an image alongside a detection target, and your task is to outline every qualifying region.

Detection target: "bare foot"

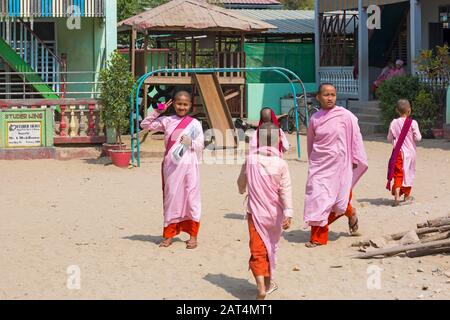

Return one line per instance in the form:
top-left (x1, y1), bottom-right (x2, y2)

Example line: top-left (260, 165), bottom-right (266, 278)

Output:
top-left (186, 237), bottom-right (198, 249)
top-left (305, 241), bottom-right (322, 248)
top-left (159, 238), bottom-right (173, 247)
top-left (392, 200), bottom-right (401, 207)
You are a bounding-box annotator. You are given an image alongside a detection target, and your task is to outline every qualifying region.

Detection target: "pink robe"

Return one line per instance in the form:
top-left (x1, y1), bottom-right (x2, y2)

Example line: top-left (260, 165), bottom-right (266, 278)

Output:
top-left (238, 146), bottom-right (293, 279)
top-left (141, 110), bottom-right (204, 227)
top-left (304, 106), bottom-right (368, 227)
top-left (249, 129), bottom-right (290, 156)
top-left (387, 118), bottom-right (421, 187)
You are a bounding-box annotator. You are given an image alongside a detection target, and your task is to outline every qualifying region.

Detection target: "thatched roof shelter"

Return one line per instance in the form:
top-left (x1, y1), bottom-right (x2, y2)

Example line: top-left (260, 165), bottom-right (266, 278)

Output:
top-left (118, 0), bottom-right (276, 34)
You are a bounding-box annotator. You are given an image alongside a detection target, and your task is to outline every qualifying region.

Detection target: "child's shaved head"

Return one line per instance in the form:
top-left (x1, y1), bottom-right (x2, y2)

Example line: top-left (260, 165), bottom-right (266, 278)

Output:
top-left (260, 108), bottom-right (273, 123)
top-left (396, 99), bottom-right (411, 116)
top-left (174, 90), bottom-right (192, 101)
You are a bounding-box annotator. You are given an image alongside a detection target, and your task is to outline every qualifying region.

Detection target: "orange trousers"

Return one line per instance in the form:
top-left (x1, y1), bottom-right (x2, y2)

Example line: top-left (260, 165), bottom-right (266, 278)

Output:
top-left (310, 191), bottom-right (354, 245)
top-left (392, 153), bottom-right (411, 197)
top-left (248, 214), bottom-right (270, 278)
top-left (163, 220), bottom-right (200, 239)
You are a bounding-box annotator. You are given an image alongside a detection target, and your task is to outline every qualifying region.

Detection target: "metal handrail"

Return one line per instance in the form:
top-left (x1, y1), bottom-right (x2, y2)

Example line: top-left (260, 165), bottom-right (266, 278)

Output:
top-left (129, 67), bottom-right (308, 167)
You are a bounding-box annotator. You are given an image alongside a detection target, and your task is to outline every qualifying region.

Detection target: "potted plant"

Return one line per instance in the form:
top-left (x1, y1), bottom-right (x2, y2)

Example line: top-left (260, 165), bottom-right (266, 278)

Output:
top-left (415, 45), bottom-right (450, 138)
top-left (99, 50), bottom-right (135, 167)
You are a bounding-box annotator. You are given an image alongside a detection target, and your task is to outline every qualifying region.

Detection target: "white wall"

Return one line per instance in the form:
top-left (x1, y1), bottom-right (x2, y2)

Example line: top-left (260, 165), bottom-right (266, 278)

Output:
top-left (421, 0), bottom-right (450, 49)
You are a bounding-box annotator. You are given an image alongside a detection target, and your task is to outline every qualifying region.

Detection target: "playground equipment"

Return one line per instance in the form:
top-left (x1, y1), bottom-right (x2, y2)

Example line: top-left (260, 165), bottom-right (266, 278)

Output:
top-left (193, 73), bottom-right (236, 149)
top-left (130, 67), bottom-right (308, 167)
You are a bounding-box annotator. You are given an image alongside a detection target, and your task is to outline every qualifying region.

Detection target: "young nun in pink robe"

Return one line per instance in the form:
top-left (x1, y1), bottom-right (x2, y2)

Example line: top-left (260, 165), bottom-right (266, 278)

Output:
top-left (140, 91), bottom-right (204, 249)
top-left (303, 83), bottom-right (368, 248)
top-left (387, 99), bottom-right (422, 206)
top-left (237, 123), bottom-right (293, 300)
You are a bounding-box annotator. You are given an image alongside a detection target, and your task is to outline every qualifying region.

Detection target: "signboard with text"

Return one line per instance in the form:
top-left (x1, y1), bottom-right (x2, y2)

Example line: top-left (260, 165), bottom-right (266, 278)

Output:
top-left (0, 109), bottom-right (53, 148)
top-left (7, 122), bottom-right (42, 147)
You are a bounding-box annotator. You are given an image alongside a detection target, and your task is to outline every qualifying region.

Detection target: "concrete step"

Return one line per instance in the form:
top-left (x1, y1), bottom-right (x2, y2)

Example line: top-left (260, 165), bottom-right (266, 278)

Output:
top-left (348, 106), bottom-right (381, 116)
top-left (355, 114), bottom-right (384, 124)
top-left (359, 121), bottom-right (386, 136)
top-left (348, 100), bottom-right (381, 109)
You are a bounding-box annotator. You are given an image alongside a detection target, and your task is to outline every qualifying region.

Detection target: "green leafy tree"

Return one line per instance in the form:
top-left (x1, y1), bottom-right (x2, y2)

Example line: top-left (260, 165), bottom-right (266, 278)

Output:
top-left (414, 44), bottom-right (450, 128)
top-left (280, 0), bottom-right (314, 10)
top-left (118, 0), bottom-right (169, 21)
top-left (99, 51), bottom-right (135, 146)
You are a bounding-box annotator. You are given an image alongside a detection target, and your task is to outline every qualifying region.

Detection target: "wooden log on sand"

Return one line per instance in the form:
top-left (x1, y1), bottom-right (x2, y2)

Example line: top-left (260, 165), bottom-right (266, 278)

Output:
top-left (351, 218), bottom-right (450, 248)
top-left (417, 216), bottom-right (450, 229)
top-left (406, 246), bottom-right (450, 258)
top-left (352, 239), bottom-right (450, 259)
top-left (420, 231), bottom-right (450, 243)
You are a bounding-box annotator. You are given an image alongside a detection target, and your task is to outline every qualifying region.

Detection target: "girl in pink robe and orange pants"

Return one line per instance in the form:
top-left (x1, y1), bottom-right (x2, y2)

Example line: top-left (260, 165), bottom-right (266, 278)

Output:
top-left (140, 91), bottom-right (204, 249)
top-left (386, 99), bottom-right (421, 206)
top-left (237, 123), bottom-right (293, 300)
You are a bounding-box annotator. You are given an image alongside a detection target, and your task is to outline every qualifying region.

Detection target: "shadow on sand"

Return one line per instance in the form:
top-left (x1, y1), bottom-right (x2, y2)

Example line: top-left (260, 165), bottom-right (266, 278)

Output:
top-left (203, 273), bottom-right (255, 300)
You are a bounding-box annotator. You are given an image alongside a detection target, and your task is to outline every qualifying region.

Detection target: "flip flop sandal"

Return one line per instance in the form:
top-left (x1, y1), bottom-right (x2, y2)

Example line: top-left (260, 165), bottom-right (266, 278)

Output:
top-left (266, 282), bottom-right (278, 295)
top-left (305, 241), bottom-right (322, 248)
top-left (349, 217), bottom-right (359, 235)
top-left (159, 238), bottom-right (173, 247)
top-left (186, 240), bottom-right (198, 249)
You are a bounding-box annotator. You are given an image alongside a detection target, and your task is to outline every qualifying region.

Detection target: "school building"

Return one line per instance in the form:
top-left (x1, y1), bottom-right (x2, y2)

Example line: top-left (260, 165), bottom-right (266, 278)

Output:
top-left (315, 0), bottom-right (450, 135)
top-left (0, 0), bottom-right (117, 152)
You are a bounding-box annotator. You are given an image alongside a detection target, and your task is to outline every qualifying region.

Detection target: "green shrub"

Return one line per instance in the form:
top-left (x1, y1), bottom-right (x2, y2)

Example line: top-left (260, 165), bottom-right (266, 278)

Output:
top-left (377, 75), bottom-right (419, 128)
top-left (376, 75), bottom-right (438, 138)
top-left (99, 51), bottom-right (135, 145)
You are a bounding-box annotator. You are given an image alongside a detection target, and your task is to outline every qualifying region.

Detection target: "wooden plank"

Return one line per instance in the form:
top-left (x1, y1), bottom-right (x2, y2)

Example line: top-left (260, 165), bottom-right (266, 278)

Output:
top-left (193, 73), bottom-right (236, 149)
top-left (224, 91), bottom-right (239, 101)
top-left (130, 28), bottom-right (137, 77)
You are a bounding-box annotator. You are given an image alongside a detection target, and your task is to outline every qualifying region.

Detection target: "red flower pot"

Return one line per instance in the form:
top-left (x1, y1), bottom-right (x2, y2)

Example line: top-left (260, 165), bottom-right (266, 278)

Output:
top-left (102, 143), bottom-right (127, 157)
top-left (110, 149), bottom-right (132, 168)
top-left (431, 128), bottom-right (444, 139)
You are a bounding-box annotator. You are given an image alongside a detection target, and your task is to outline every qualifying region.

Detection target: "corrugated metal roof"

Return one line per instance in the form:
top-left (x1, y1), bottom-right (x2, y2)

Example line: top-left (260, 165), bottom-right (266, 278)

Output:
top-left (231, 10), bottom-right (315, 35)
top-left (318, 0), bottom-right (407, 13)
top-left (217, 0), bottom-right (281, 4)
top-left (118, 0), bottom-right (276, 33)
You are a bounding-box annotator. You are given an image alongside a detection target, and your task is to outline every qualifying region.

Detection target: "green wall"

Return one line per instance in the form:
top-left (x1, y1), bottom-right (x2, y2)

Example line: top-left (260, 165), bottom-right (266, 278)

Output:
top-left (244, 42), bottom-right (316, 84)
top-left (54, 1), bottom-right (117, 98)
top-left (246, 83), bottom-right (317, 121)
top-left (244, 42), bottom-right (317, 121)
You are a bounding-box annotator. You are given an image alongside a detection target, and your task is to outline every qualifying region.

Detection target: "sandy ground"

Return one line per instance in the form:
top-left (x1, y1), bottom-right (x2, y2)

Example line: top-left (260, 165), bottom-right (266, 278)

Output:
top-left (1, 134), bottom-right (450, 300)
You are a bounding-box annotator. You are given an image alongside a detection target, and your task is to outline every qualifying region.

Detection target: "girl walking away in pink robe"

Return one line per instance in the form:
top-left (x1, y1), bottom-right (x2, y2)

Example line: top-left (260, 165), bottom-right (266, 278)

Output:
top-left (303, 83), bottom-right (368, 248)
top-left (237, 123), bottom-right (293, 300)
top-left (140, 91), bottom-right (204, 249)
top-left (387, 99), bottom-right (422, 206)
top-left (249, 108), bottom-right (290, 156)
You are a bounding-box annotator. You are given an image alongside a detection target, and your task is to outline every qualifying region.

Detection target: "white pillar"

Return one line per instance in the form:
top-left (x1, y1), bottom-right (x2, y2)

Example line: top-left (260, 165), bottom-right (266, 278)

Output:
top-left (410, 0), bottom-right (422, 75)
top-left (358, 0), bottom-right (369, 101)
top-left (314, 0), bottom-right (320, 89)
